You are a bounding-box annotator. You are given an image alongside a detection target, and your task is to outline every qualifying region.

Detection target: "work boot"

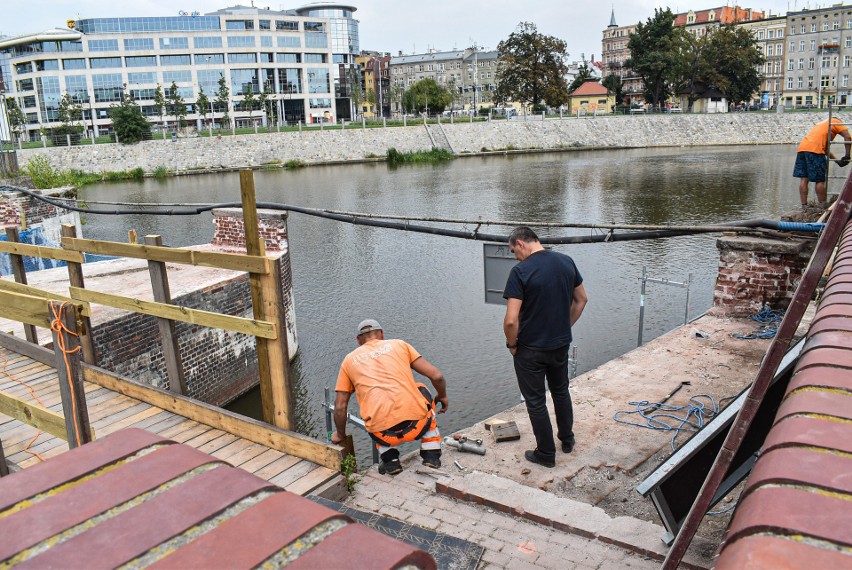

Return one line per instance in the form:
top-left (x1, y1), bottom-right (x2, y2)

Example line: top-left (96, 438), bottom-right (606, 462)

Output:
top-left (524, 449), bottom-right (555, 468)
top-left (378, 458), bottom-right (402, 475)
top-left (421, 450), bottom-right (441, 469)
top-left (561, 437), bottom-right (575, 454)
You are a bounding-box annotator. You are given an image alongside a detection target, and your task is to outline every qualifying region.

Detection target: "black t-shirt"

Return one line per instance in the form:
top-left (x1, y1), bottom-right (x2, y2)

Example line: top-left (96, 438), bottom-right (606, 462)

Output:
top-left (503, 250), bottom-right (583, 350)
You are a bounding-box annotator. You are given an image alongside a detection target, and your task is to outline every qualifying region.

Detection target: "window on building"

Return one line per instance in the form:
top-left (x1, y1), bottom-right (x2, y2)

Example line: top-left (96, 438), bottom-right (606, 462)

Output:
top-left (259, 52), bottom-right (273, 63)
top-left (759, 31), bottom-right (765, 39)
top-left (306, 68), bottom-right (329, 93)
top-left (277, 53), bottom-right (301, 63)
top-left (276, 20), bottom-right (298, 31)
top-left (35, 60), bottom-right (60, 71)
top-left (788, 76), bottom-right (794, 89)
top-left (778, 29), bottom-right (784, 38)
top-left (226, 20), bottom-right (254, 30)
top-left (767, 45), bottom-right (774, 56)
top-left (844, 74), bottom-right (850, 86)
top-left (64, 75), bottom-right (89, 102)
top-left (62, 58), bottom-right (86, 70)
top-left (768, 30), bottom-right (775, 39)
top-left (799, 58), bottom-right (805, 69)
top-left (277, 36), bottom-right (300, 48)
top-left (124, 38), bottom-right (154, 51)
top-left (260, 36), bottom-right (272, 47)
top-left (790, 41), bottom-right (795, 52)
top-left (809, 57), bottom-right (815, 69)
top-left (304, 22), bottom-right (324, 32)
top-left (194, 53), bottom-right (224, 65)
top-left (160, 54), bottom-right (191, 66)
top-left (159, 37), bottom-right (189, 50)
top-left (88, 39), bottom-right (118, 52)
top-left (259, 19), bottom-right (270, 30)
top-left (15, 62), bottom-right (33, 74)
top-left (304, 53), bottom-right (326, 63)
top-left (308, 98), bottom-right (331, 108)
top-left (90, 57), bottom-right (122, 69)
top-left (127, 71), bottom-right (156, 84)
top-left (228, 53), bottom-right (257, 64)
top-left (231, 68), bottom-right (258, 94)
top-left (92, 73), bottom-right (123, 102)
top-left (797, 77), bottom-right (803, 88)
top-left (227, 36), bottom-right (256, 48)
top-left (163, 70), bottom-right (192, 83)
top-left (811, 23), bottom-right (817, 32)
top-left (194, 37), bottom-right (223, 49)
top-left (789, 59), bottom-right (795, 70)
top-left (834, 20), bottom-right (841, 29)
top-left (822, 56), bottom-right (831, 68)
top-left (810, 39), bottom-right (816, 50)
top-left (125, 56), bottom-right (157, 67)
top-left (304, 33), bottom-right (327, 49)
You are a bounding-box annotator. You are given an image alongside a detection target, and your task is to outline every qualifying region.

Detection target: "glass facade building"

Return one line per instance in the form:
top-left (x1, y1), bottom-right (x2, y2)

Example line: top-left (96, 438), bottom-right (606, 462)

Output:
top-left (0, 5), bottom-right (348, 140)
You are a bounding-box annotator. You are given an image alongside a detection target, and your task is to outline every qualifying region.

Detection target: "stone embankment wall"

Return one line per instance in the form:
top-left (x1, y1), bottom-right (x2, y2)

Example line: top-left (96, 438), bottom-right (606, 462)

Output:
top-left (16, 112), bottom-right (851, 174)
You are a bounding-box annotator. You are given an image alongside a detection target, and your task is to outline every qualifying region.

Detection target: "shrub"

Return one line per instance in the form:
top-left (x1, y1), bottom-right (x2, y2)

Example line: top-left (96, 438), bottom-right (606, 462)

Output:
top-left (152, 166), bottom-right (171, 179)
top-left (129, 167), bottom-right (145, 180)
top-left (284, 159), bottom-right (305, 169)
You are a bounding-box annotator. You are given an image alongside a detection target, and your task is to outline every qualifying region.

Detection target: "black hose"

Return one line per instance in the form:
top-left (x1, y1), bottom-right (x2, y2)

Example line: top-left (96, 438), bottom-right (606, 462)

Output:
top-left (0, 185), bottom-right (788, 245)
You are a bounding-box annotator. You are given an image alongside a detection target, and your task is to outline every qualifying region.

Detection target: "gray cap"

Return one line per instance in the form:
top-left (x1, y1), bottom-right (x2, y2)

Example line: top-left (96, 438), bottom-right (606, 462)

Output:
top-left (357, 319), bottom-right (383, 335)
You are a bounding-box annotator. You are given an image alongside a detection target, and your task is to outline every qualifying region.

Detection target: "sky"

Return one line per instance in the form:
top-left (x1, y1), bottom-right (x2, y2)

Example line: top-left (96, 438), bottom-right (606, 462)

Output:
top-left (1, 0), bottom-right (808, 61)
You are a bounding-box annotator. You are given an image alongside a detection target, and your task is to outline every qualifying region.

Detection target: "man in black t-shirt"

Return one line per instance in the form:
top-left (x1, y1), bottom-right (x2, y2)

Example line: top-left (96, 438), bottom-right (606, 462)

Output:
top-left (503, 226), bottom-right (588, 468)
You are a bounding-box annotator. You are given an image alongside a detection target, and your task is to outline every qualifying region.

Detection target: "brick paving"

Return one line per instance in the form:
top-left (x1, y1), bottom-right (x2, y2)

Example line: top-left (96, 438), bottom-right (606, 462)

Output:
top-left (346, 467), bottom-right (661, 570)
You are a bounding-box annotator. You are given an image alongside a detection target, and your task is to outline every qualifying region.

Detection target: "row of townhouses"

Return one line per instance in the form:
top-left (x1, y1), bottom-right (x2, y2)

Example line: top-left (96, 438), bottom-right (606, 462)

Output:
top-left (602, 4), bottom-right (852, 110)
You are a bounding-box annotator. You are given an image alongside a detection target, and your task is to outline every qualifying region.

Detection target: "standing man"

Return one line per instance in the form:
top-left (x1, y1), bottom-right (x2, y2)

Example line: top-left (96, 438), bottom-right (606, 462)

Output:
top-left (794, 117), bottom-right (852, 209)
top-left (332, 319), bottom-right (448, 475)
top-left (503, 227), bottom-right (588, 468)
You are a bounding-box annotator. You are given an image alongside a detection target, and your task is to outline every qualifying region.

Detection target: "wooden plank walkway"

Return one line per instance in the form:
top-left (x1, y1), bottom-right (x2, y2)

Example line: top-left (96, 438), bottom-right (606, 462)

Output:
top-left (0, 346), bottom-right (339, 496)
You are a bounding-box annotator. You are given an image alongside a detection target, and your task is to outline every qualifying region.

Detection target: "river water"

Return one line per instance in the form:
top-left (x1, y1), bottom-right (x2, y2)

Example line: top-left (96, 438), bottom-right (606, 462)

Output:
top-left (78, 144), bottom-right (799, 457)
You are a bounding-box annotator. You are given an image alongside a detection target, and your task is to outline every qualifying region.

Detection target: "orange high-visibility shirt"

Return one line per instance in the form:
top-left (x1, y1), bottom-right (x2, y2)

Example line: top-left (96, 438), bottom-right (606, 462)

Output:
top-left (336, 339), bottom-right (429, 432)
top-left (797, 118), bottom-right (849, 154)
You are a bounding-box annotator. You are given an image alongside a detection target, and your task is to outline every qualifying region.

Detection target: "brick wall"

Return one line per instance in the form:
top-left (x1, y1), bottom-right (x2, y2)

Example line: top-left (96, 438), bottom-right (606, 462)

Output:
top-left (0, 189), bottom-right (65, 226)
top-left (710, 235), bottom-right (814, 317)
top-left (89, 209), bottom-right (298, 406)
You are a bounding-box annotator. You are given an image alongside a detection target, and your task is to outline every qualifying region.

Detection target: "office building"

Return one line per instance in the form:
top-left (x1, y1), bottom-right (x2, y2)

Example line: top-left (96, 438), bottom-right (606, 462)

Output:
top-left (0, 5), bottom-right (350, 141)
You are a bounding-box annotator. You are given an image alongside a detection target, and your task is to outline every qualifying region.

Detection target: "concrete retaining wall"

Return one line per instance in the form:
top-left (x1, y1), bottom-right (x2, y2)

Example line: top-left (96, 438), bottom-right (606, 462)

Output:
top-left (16, 112), bottom-right (850, 174)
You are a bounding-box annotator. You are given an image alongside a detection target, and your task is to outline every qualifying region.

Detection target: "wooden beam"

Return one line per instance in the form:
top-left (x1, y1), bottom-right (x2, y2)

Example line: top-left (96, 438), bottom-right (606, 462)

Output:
top-left (0, 390), bottom-right (73, 441)
top-left (0, 240), bottom-right (85, 263)
top-left (144, 235), bottom-right (187, 395)
top-left (61, 225), bottom-right (97, 365)
top-left (4, 226), bottom-right (38, 344)
top-left (68, 287), bottom-right (278, 339)
top-left (81, 364), bottom-right (344, 471)
top-left (60, 237), bottom-right (270, 275)
top-left (0, 291), bottom-right (53, 328)
top-left (50, 301), bottom-right (92, 448)
top-left (241, 169), bottom-right (293, 430)
top-left (0, 280), bottom-right (91, 317)
top-left (0, 330), bottom-right (54, 366)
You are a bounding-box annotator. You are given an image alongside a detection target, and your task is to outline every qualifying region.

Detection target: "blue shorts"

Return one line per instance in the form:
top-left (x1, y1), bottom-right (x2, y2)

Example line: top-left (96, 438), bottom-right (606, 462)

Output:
top-left (793, 151), bottom-right (827, 182)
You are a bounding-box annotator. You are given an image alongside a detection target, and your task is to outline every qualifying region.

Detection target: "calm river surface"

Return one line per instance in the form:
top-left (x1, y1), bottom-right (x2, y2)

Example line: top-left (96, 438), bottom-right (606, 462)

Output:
top-left (78, 145), bottom-right (799, 458)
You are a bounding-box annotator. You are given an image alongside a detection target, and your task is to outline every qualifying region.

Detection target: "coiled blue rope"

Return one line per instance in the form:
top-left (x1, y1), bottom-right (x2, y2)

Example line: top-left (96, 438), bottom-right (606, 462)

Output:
top-left (613, 394), bottom-right (720, 451)
top-left (734, 306), bottom-right (785, 339)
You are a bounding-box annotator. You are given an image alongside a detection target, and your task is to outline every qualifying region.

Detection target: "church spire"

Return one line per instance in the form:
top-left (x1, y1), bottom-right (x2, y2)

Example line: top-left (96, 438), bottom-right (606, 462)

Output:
top-left (608, 6), bottom-right (617, 28)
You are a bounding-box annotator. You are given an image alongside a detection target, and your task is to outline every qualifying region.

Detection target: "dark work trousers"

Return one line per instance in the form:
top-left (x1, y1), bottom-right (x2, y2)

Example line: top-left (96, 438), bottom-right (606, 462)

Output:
top-left (513, 344), bottom-right (574, 459)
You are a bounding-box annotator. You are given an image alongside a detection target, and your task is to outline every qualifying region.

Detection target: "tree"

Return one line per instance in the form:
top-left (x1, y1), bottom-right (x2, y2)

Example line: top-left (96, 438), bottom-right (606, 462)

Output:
top-left (242, 85), bottom-right (256, 125)
top-left (54, 93), bottom-right (84, 142)
top-left (703, 25), bottom-right (764, 105)
top-left (196, 85), bottom-right (210, 127)
top-left (109, 89), bottom-right (151, 144)
top-left (5, 98), bottom-right (26, 139)
top-left (602, 74), bottom-right (624, 105)
top-left (365, 88), bottom-right (377, 115)
top-left (215, 73), bottom-right (231, 129)
top-left (627, 8), bottom-right (681, 105)
top-left (568, 63), bottom-right (595, 93)
top-left (388, 82), bottom-right (405, 116)
top-left (167, 81), bottom-right (187, 127)
top-left (259, 81), bottom-right (275, 125)
top-left (153, 83), bottom-right (166, 129)
top-left (494, 22), bottom-right (570, 109)
top-left (402, 78), bottom-right (452, 114)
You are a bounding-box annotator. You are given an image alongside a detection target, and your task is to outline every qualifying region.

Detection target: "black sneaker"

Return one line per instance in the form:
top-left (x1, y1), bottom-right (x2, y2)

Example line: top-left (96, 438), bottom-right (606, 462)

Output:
top-left (524, 449), bottom-right (555, 468)
top-left (378, 458), bottom-right (402, 475)
top-left (561, 438), bottom-right (575, 454)
top-left (422, 457), bottom-right (441, 469)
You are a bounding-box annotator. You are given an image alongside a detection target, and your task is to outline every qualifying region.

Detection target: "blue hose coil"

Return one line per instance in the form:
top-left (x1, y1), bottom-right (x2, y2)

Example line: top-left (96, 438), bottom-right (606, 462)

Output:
top-left (776, 221), bottom-right (825, 232)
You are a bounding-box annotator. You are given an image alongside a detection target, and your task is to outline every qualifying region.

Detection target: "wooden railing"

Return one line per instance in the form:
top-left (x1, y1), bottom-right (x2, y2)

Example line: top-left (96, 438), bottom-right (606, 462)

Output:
top-left (0, 170), bottom-right (347, 472)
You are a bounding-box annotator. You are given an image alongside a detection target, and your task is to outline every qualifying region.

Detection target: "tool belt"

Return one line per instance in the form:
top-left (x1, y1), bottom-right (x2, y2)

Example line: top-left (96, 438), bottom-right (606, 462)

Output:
top-left (369, 384), bottom-right (435, 447)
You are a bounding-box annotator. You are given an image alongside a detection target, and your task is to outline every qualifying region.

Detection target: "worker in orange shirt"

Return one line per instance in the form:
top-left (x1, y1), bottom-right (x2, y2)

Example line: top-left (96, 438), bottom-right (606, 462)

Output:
top-left (332, 320), bottom-right (448, 475)
top-left (793, 117), bottom-right (852, 209)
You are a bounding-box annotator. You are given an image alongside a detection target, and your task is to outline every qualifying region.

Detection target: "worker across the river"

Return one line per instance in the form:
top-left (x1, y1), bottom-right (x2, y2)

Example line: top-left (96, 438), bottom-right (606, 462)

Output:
top-left (331, 319), bottom-right (448, 475)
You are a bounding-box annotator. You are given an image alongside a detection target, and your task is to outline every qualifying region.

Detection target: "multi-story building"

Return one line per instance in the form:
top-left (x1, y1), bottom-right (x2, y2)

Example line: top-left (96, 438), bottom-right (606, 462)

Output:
top-left (0, 5), bottom-right (345, 141)
top-left (784, 5), bottom-right (852, 108)
top-left (601, 9), bottom-right (643, 105)
top-left (737, 14), bottom-right (786, 108)
top-left (293, 3), bottom-right (359, 120)
top-left (388, 47), bottom-right (498, 114)
top-left (355, 51), bottom-right (389, 118)
top-left (674, 6), bottom-right (765, 38)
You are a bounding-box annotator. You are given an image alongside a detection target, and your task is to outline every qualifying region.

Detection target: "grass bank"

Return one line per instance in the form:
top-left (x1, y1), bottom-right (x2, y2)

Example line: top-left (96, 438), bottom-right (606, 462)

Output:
top-left (386, 147), bottom-right (455, 166)
top-left (22, 155), bottom-right (158, 189)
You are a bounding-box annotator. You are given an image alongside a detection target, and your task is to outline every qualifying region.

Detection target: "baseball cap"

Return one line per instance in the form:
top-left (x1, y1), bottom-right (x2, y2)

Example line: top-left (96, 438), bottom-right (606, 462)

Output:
top-left (357, 319), bottom-right (383, 335)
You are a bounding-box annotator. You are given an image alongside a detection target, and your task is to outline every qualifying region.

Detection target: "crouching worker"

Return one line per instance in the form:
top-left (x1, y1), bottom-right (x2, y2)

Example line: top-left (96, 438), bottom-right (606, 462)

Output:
top-left (331, 319), bottom-right (448, 475)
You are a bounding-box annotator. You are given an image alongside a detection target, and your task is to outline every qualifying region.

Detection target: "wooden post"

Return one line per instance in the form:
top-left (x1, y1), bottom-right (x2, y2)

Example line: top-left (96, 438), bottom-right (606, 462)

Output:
top-left (240, 169), bottom-right (294, 430)
top-left (144, 235), bottom-right (187, 395)
top-left (61, 224), bottom-right (96, 365)
top-left (49, 301), bottom-right (92, 448)
top-left (0, 435), bottom-right (9, 477)
top-left (128, 229), bottom-right (138, 244)
top-left (4, 226), bottom-right (38, 344)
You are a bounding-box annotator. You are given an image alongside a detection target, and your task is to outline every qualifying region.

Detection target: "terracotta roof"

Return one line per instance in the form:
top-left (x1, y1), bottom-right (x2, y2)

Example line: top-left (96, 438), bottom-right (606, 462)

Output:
top-left (569, 80), bottom-right (609, 96)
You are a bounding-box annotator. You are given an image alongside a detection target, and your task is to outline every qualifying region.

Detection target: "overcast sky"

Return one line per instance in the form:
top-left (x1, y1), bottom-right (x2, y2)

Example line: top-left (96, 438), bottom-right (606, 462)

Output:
top-left (2, 0), bottom-right (804, 61)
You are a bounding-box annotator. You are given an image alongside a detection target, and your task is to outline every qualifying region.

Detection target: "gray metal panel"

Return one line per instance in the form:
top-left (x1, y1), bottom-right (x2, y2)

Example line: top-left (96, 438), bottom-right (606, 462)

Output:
top-left (483, 243), bottom-right (517, 305)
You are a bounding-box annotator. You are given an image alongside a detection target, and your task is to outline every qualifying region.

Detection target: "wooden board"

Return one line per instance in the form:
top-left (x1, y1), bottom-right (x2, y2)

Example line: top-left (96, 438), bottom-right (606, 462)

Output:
top-left (60, 237), bottom-right (270, 274)
top-left (0, 241), bottom-right (84, 263)
top-left (0, 281), bottom-right (91, 317)
top-left (69, 287), bottom-right (277, 340)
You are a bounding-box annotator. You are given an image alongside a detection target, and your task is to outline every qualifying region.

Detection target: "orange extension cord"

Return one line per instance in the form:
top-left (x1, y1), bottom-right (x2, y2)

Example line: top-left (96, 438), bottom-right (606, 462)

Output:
top-left (0, 302), bottom-right (83, 463)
